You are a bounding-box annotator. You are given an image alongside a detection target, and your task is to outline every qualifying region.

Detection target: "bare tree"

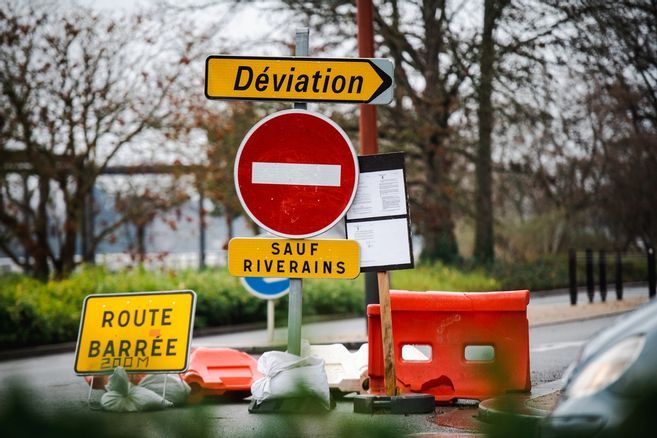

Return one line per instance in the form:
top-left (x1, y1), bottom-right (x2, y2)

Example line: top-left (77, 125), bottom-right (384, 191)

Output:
top-left (114, 181), bottom-right (189, 264)
top-left (282, 0), bottom-right (477, 263)
top-left (194, 102), bottom-right (267, 244)
top-left (0, 3), bottom-right (194, 279)
top-left (522, 0), bottom-right (657, 250)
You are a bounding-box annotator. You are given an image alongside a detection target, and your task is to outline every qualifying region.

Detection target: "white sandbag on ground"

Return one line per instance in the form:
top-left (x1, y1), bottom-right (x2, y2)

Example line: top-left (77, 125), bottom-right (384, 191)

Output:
top-left (309, 343), bottom-right (369, 393)
top-left (139, 374), bottom-right (191, 406)
top-left (100, 367), bottom-right (172, 412)
top-left (250, 350), bottom-right (330, 410)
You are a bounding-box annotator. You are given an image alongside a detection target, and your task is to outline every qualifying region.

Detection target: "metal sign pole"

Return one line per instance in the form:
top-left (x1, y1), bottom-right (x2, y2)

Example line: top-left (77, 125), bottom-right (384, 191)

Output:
top-left (267, 299), bottom-right (275, 343)
top-left (287, 27), bottom-right (309, 357)
top-left (287, 279), bottom-right (302, 355)
top-left (87, 375), bottom-right (95, 407)
top-left (161, 374), bottom-right (168, 405)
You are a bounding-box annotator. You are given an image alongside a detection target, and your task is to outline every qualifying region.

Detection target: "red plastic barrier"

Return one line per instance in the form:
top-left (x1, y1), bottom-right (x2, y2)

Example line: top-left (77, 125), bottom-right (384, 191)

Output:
top-left (368, 290), bottom-right (530, 403)
top-left (183, 347), bottom-right (261, 401)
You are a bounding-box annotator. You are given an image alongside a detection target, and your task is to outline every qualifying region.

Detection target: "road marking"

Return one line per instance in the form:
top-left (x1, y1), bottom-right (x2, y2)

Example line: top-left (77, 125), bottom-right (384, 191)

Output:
top-left (251, 162), bottom-right (341, 186)
top-left (531, 341), bottom-right (585, 353)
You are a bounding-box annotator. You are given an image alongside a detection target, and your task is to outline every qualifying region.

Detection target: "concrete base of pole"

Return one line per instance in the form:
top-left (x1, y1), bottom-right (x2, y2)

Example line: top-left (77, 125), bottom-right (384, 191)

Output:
top-left (248, 396), bottom-right (335, 413)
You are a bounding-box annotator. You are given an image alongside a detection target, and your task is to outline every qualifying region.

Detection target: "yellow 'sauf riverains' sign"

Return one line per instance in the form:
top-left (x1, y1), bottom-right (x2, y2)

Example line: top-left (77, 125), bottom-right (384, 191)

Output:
top-left (228, 238), bottom-right (360, 279)
top-left (74, 290), bottom-right (196, 375)
top-left (205, 56), bottom-right (394, 104)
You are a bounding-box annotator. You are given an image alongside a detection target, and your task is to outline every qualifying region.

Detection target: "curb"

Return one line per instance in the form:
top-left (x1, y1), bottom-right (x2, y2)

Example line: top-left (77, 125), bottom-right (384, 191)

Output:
top-left (477, 380), bottom-right (561, 425)
top-left (529, 308), bottom-right (633, 328)
top-left (529, 282), bottom-right (647, 299)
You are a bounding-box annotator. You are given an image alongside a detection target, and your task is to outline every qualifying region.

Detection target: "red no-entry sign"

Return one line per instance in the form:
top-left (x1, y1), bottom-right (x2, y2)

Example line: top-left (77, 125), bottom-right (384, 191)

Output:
top-left (234, 109), bottom-right (358, 238)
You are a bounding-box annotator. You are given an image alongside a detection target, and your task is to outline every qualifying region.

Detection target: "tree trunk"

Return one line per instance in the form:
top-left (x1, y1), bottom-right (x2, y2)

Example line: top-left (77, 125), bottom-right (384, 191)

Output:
top-left (81, 190), bottom-right (96, 264)
top-left (58, 194), bottom-right (81, 279)
top-left (248, 218), bottom-right (260, 235)
top-left (419, 137), bottom-right (459, 263)
top-left (136, 224), bottom-right (146, 264)
top-left (413, 1), bottom-right (460, 264)
top-left (474, 0), bottom-right (498, 265)
top-left (33, 176), bottom-right (51, 281)
top-left (226, 209), bottom-right (234, 237)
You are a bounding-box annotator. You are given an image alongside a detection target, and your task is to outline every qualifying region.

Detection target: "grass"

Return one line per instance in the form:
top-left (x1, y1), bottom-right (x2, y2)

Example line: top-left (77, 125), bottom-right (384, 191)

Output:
top-left (392, 262), bottom-right (500, 291)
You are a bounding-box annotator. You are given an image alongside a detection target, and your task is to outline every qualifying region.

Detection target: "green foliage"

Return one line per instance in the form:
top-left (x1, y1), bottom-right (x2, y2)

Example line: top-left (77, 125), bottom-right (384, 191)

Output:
top-left (1, 254), bottom-right (650, 349)
top-left (489, 254), bottom-right (649, 292)
top-left (392, 262), bottom-right (500, 292)
top-left (0, 383), bottom-right (213, 438)
top-left (7, 253), bottom-right (646, 348)
top-left (0, 264), bottom-right (500, 349)
top-left (488, 256), bottom-right (570, 291)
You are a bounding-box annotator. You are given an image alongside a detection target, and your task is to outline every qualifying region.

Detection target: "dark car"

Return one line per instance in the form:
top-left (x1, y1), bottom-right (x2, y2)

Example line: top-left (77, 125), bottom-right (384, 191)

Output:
top-left (541, 298), bottom-right (657, 437)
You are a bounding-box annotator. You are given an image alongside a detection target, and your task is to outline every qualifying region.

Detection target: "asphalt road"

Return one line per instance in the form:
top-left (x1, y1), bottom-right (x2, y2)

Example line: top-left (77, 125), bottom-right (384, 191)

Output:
top-left (0, 313), bottom-right (623, 437)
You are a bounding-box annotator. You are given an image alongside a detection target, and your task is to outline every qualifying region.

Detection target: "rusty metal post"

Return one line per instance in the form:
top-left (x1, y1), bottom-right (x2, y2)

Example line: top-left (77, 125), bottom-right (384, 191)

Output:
top-left (357, 0), bottom-right (380, 318)
top-left (357, 0), bottom-right (377, 156)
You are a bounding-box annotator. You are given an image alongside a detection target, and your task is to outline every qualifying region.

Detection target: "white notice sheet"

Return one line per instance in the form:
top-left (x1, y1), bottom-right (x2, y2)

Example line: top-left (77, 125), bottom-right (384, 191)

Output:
top-left (346, 218), bottom-right (411, 269)
top-left (346, 169), bottom-right (406, 220)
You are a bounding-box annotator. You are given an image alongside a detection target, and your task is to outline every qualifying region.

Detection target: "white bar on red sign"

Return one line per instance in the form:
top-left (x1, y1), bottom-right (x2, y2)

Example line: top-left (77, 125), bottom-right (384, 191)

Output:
top-left (251, 162), bottom-right (341, 187)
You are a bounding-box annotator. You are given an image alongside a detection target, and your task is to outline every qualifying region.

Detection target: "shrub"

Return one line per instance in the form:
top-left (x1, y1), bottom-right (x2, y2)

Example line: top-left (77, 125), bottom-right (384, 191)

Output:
top-left (0, 263), bottom-right (500, 349)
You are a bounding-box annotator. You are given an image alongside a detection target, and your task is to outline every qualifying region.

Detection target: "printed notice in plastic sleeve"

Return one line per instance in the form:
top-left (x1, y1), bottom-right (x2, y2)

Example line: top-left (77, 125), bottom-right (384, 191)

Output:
top-left (346, 169), bottom-right (406, 220)
top-left (346, 218), bottom-right (411, 268)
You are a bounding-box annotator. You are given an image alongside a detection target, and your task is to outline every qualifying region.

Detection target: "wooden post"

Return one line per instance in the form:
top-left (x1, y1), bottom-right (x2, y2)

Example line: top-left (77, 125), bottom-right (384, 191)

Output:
top-left (377, 271), bottom-right (397, 396)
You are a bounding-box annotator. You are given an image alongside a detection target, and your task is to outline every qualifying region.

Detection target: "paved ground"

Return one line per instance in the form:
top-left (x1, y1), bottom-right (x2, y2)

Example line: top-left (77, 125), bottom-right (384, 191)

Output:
top-left (0, 316), bottom-right (618, 436)
top-left (0, 286), bottom-right (652, 436)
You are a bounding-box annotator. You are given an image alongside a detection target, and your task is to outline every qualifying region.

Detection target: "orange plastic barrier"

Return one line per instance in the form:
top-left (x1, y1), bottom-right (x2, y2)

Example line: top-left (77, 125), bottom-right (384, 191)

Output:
top-left (368, 290), bottom-right (530, 403)
top-left (183, 347), bottom-right (262, 401)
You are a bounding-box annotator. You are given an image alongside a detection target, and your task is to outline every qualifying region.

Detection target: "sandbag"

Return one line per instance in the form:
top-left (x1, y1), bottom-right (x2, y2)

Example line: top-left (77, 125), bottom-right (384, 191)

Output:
top-left (139, 374), bottom-right (190, 406)
top-left (250, 350), bottom-right (330, 409)
top-left (100, 367), bottom-right (172, 412)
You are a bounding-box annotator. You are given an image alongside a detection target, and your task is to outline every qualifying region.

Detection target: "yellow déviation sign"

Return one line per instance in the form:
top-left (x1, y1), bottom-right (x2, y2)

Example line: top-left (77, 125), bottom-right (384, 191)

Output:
top-left (228, 238), bottom-right (360, 279)
top-left (205, 56), bottom-right (394, 105)
top-left (74, 290), bottom-right (196, 375)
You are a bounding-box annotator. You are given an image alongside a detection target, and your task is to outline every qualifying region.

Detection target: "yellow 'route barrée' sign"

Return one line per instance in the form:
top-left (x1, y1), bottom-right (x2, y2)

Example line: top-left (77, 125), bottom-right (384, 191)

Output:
top-left (228, 238), bottom-right (360, 279)
top-left (74, 290), bottom-right (196, 375)
top-left (205, 56), bottom-right (394, 104)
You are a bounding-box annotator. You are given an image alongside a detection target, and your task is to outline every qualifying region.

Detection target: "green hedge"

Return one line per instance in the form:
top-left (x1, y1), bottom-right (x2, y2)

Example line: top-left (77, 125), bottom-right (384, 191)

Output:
top-left (2, 255), bottom-right (650, 349)
top-left (489, 254), bottom-right (650, 292)
top-left (0, 264), bottom-right (501, 350)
